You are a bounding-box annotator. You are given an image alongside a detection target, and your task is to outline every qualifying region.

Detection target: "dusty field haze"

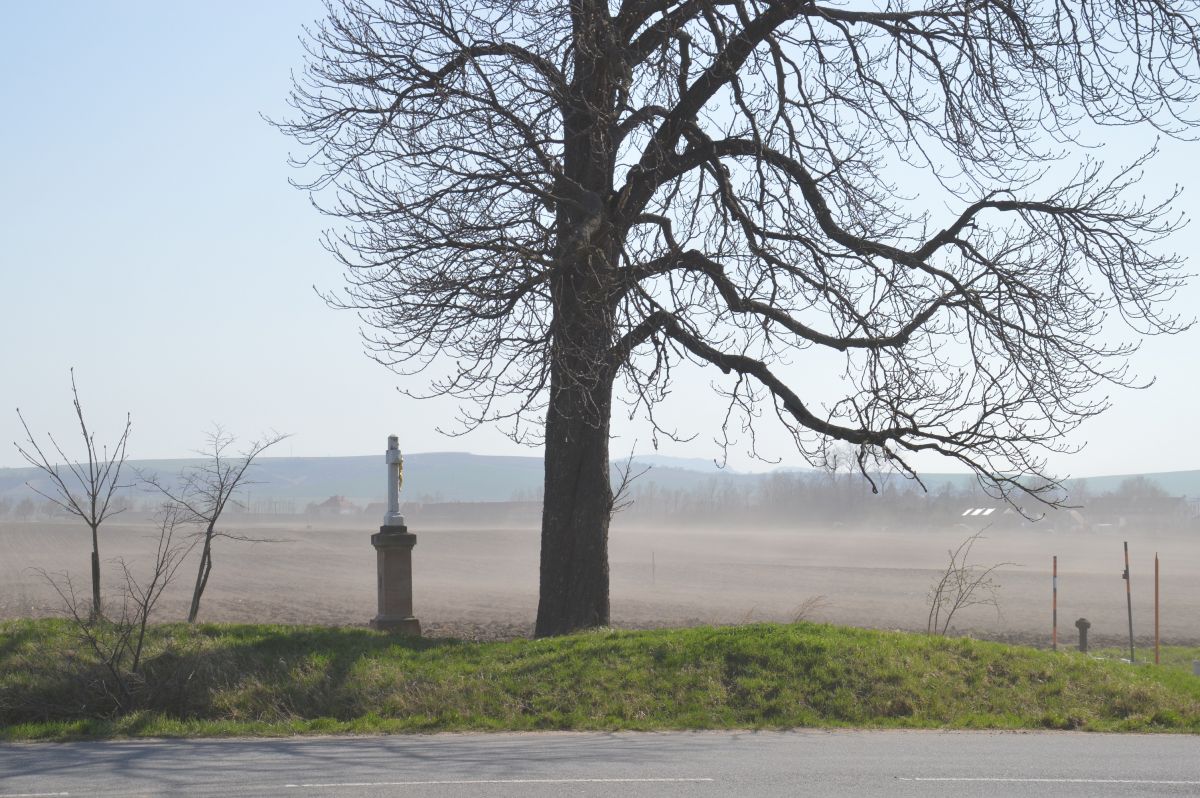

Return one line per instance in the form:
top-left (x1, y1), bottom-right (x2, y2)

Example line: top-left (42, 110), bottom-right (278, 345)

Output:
top-left (2, 518), bottom-right (1197, 647)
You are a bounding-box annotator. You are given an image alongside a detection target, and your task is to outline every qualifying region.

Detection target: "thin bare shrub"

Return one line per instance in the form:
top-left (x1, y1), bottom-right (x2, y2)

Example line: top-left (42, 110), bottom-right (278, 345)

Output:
top-left (791, 595), bottom-right (832, 624)
top-left (35, 503), bottom-right (192, 712)
top-left (927, 532), bottom-right (1016, 636)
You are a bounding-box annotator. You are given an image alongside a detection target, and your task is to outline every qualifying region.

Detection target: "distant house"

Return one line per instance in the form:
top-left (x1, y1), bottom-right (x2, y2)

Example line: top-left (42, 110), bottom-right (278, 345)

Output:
top-left (308, 495), bottom-right (361, 516)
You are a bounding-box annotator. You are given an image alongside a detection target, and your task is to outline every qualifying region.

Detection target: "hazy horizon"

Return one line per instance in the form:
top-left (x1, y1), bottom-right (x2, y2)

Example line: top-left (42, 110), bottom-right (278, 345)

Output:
top-left (3, 447), bottom-right (1200, 483)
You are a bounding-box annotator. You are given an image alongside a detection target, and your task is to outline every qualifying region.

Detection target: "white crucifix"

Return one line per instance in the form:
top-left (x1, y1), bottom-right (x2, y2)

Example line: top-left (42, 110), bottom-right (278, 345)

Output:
top-left (384, 435), bottom-right (406, 526)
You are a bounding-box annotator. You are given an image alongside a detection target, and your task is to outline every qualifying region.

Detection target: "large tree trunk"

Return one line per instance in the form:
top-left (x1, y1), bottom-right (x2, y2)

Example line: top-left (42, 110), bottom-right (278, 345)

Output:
top-left (534, 0), bottom-right (620, 637)
top-left (535, 365), bottom-right (615, 637)
top-left (534, 195), bottom-right (618, 639)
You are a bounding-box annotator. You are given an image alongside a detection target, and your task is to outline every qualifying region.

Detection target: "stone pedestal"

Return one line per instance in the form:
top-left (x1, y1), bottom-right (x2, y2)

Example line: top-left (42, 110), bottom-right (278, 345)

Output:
top-left (370, 525), bottom-right (421, 635)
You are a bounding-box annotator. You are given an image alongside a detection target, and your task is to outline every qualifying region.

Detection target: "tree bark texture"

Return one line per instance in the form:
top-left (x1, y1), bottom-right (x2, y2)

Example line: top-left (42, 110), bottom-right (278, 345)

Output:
top-left (536, 362), bottom-right (614, 637)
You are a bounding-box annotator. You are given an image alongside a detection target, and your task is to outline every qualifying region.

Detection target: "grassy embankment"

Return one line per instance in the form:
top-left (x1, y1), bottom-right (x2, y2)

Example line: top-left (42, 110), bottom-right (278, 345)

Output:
top-left (2, 619), bottom-right (1198, 740)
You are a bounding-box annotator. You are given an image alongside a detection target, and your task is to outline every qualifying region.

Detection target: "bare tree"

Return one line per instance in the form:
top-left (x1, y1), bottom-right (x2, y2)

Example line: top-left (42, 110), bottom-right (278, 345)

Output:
top-left (926, 531), bottom-right (1014, 636)
top-left (144, 428), bottom-right (287, 623)
top-left (15, 369), bottom-right (131, 619)
top-left (280, 0), bottom-right (1198, 635)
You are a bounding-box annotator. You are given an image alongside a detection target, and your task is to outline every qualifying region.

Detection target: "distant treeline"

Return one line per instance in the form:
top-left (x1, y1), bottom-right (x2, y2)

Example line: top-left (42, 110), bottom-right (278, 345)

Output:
top-left (620, 472), bottom-right (1199, 532)
top-left (3, 471), bottom-right (1196, 534)
top-left (601, 472), bottom-right (1197, 533)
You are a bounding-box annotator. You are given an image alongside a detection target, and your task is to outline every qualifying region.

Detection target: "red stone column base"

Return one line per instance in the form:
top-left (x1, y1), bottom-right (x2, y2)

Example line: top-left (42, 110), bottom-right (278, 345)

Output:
top-left (370, 525), bottom-right (421, 635)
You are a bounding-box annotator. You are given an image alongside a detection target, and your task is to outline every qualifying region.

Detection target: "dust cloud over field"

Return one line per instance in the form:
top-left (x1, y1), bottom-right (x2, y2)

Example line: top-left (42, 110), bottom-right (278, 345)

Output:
top-left (2, 518), bottom-right (1197, 646)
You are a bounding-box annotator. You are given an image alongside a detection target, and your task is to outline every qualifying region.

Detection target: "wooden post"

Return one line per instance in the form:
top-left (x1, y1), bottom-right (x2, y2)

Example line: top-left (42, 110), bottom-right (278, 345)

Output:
top-left (1155, 552), bottom-right (1160, 666)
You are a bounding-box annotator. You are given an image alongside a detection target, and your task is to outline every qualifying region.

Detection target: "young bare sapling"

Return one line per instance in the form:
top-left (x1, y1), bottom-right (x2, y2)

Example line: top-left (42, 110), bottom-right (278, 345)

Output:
top-left (15, 368), bottom-right (131, 619)
top-left (37, 502), bottom-right (192, 711)
top-left (927, 531), bottom-right (1017, 636)
top-left (144, 427), bottom-right (287, 623)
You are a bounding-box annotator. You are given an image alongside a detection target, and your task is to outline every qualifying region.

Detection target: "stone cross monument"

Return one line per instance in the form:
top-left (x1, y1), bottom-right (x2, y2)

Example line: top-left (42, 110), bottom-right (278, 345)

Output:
top-left (369, 435), bottom-right (420, 634)
top-left (384, 435), bottom-right (405, 526)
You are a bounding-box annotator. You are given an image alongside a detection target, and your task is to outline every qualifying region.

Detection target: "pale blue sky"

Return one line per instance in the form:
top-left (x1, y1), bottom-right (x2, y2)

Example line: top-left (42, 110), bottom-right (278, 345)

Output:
top-left (2, 1), bottom-right (1198, 478)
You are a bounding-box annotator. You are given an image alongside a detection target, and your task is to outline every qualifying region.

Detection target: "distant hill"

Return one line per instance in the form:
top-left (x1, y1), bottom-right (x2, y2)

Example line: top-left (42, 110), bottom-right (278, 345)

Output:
top-left (0, 452), bottom-right (757, 504)
top-left (1062, 471), bottom-right (1200, 497)
top-left (1, 452), bottom-right (1197, 505)
top-left (0, 452), bottom-right (544, 504)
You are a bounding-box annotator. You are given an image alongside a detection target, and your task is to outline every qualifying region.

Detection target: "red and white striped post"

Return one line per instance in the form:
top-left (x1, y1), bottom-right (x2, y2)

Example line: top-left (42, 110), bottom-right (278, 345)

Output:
top-left (1052, 555), bottom-right (1058, 652)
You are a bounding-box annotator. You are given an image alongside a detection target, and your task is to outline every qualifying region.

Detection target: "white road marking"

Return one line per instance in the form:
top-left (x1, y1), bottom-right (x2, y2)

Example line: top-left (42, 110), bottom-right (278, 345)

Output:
top-left (901, 778), bottom-right (1200, 785)
top-left (0, 793), bottom-right (71, 797)
top-left (286, 778), bottom-right (715, 788)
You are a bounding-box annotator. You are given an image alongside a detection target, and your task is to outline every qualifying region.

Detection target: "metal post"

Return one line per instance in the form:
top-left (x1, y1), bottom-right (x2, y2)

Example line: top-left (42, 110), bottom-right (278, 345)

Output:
top-left (1155, 552), bottom-right (1160, 666)
top-left (1123, 541), bottom-right (1134, 663)
top-left (1052, 555), bottom-right (1058, 652)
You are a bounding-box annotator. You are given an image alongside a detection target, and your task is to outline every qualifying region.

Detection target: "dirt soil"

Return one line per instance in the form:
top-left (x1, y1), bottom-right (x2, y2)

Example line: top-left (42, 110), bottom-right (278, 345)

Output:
top-left (2, 518), bottom-right (1196, 647)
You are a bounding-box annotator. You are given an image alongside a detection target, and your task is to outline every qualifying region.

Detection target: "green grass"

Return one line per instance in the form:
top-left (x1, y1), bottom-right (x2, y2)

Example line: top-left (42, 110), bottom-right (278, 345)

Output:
top-left (2, 619), bottom-right (1198, 740)
top-left (1090, 645), bottom-right (1200, 674)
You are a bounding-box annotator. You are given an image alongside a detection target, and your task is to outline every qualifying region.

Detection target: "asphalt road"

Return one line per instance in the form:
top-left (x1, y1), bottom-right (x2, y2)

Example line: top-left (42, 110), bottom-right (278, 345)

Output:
top-left (2, 730), bottom-right (1199, 797)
